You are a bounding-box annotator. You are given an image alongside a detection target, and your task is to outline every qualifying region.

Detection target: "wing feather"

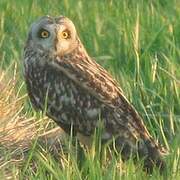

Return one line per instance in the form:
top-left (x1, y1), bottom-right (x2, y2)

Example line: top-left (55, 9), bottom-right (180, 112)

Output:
top-left (50, 56), bottom-right (152, 140)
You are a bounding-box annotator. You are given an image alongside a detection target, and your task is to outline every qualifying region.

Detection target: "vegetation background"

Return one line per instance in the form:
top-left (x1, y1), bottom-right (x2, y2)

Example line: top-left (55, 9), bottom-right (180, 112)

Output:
top-left (0, 0), bottom-right (179, 179)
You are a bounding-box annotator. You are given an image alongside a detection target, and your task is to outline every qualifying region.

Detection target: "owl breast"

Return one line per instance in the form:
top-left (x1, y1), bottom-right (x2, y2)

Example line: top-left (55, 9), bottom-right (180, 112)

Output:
top-left (24, 51), bottom-right (107, 135)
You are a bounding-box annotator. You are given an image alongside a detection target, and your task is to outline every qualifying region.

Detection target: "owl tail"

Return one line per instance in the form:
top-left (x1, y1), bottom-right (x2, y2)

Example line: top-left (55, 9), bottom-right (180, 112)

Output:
top-left (137, 138), bottom-right (167, 174)
top-left (112, 135), bottom-right (167, 174)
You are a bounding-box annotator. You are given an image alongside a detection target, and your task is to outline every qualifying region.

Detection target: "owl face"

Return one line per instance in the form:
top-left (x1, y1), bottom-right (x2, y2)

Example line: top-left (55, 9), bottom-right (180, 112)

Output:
top-left (27, 16), bottom-right (78, 56)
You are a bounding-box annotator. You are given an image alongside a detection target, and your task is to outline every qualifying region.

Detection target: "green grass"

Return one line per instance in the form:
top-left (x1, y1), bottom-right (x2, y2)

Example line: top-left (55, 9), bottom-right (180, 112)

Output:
top-left (0, 0), bottom-right (180, 179)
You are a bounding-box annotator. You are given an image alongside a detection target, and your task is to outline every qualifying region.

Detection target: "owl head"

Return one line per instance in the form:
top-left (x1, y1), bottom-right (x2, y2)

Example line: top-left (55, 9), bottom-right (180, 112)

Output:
top-left (26, 16), bottom-right (78, 56)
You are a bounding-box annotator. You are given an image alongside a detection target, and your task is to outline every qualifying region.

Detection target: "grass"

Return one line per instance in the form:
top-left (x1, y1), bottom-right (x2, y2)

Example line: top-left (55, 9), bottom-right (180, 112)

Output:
top-left (0, 0), bottom-right (179, 179)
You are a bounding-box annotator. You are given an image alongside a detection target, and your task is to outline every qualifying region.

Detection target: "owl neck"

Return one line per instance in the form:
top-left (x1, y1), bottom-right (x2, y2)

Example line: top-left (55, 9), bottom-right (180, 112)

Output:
top-left (62, 38), bottom-right (91, 63)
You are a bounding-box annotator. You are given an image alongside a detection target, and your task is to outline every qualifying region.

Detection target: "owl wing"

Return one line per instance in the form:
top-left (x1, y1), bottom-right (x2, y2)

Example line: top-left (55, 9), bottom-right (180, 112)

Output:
top-left (50, 56), bottom-right (152, 141)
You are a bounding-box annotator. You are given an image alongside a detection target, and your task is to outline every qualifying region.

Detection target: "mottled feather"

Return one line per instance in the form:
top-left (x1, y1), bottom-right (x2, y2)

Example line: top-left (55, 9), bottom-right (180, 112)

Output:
top-left (23, 16), bottom-right (167, 174)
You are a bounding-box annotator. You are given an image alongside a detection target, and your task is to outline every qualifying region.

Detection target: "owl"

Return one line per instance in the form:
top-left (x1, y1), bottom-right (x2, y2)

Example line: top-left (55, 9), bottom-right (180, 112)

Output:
top-left (23, 15), bottom-right (166, 173)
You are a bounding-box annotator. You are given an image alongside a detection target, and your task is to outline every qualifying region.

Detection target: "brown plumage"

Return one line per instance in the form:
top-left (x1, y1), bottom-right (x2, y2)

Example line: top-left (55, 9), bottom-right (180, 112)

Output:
top-left (23, 15), bottom-right (167, 173)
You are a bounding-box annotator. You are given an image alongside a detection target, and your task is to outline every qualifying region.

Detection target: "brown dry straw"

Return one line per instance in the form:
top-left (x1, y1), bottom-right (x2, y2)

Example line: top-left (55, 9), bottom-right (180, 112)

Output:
top-left (0, 64), bottom-right (65, 179)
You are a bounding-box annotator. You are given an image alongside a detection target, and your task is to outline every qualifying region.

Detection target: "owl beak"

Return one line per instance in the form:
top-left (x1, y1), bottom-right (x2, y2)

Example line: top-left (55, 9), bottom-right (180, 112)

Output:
top-left (54, 35), bottom-right (60, 56)
top-left (55, 29), bottom-right (65, 56)
top-left (56, 31), bottom-right (61, 44)
top-left (54, 28), bottom-right (59, 51)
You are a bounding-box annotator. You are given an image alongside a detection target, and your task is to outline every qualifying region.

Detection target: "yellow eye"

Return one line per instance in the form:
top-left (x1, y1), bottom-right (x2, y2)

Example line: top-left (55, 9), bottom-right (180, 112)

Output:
top-left (61, 31), bottom-right (69, 39)
top-left (40, 30), bottom-right (49, 38)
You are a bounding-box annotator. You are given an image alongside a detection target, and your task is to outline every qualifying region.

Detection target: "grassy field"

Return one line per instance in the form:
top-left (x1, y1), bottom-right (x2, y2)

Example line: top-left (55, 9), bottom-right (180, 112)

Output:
top-left (0, 0), bottom-right (179, 179)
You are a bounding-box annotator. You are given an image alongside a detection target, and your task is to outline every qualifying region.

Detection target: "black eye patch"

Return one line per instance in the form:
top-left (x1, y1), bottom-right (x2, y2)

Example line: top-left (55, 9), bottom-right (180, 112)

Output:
top-left (38, 28), bottom-right (50, 38)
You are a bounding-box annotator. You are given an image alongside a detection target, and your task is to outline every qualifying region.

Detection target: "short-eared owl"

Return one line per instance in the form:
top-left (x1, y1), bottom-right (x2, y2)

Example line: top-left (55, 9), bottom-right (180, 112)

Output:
top-left (23, 15), bottom-right (166, 173)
